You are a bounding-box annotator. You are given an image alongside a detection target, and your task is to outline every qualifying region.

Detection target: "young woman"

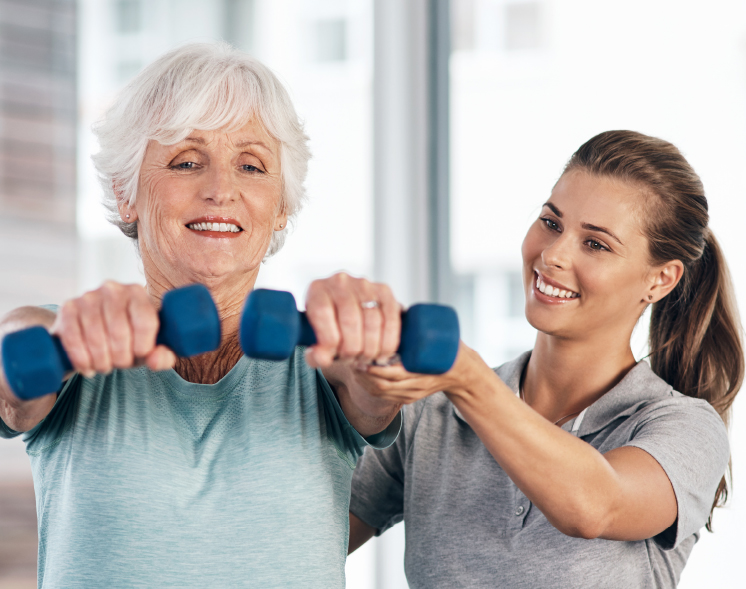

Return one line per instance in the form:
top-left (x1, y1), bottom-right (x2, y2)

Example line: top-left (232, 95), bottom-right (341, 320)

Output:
top-left (346, 130), bottom-right (743, 588)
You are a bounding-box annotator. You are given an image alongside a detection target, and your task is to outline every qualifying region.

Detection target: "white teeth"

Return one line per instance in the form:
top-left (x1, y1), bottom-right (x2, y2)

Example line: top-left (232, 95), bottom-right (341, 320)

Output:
top-left (188, 222), bottom-right (241, 233)
top-left (535, 274), bottom-right (578, 299)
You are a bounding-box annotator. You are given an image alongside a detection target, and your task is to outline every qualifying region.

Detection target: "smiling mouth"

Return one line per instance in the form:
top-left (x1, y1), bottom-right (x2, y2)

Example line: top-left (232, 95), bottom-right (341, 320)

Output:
top-left (187, 221), bottom-right (243, 233)
top-left (535, 272), bottom-right (580, 299)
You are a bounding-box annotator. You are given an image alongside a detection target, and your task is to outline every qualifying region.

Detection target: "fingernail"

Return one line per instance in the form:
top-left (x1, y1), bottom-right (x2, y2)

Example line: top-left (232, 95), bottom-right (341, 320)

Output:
top-left (83, 370), bottom-right (96, 379)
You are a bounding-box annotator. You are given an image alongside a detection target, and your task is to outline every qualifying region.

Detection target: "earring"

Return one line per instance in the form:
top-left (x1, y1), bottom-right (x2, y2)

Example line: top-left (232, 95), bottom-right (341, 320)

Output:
top-left (279, 224), bottom-right (284, 229)
top-left (126, 215), bottom-right (130, 219)
top-left (648, 295), bottom-right (653, 301)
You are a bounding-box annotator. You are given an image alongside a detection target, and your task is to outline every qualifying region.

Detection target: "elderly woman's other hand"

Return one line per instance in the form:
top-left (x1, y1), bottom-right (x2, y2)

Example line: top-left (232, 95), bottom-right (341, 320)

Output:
top-left (50, 281), bottom-right (177, 378)
top-left (303, 273), bottom-right (402, 369)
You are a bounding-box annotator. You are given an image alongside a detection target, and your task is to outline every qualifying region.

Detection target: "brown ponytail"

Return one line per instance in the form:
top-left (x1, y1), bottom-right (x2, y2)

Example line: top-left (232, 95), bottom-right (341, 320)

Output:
top-left (565, 131), bottom-right (744, 529)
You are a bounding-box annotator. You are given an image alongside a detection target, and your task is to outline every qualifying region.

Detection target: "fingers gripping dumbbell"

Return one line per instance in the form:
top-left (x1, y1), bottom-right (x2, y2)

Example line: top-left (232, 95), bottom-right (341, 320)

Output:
top-left (1, 284), bottom-right (221, 400)
top-left (239, 289), bottom-right (460, 374)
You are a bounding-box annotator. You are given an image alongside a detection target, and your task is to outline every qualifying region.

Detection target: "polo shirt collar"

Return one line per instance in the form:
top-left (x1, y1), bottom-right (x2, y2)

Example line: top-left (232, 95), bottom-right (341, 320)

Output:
top-left (453, 351), bottom-right (673, 437)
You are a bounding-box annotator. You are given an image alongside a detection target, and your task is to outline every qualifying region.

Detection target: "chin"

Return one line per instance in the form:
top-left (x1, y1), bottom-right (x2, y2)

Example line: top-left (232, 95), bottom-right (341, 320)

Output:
top-left (524, 304), bottom-right (574, 338)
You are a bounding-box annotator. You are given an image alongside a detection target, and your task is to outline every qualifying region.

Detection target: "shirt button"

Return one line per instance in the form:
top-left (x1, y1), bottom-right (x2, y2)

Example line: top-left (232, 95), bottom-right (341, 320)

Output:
top-left (515, 506), bottom-right (525, 516)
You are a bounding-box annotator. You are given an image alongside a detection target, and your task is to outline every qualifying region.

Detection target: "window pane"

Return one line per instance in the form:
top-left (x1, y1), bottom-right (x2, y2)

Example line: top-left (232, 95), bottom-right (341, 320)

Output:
top-left (450, 1), bottom-right (746, 585)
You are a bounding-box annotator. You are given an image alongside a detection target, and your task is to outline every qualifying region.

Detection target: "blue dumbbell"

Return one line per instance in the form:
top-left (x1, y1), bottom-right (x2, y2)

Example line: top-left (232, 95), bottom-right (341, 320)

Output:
top-left (1, 284), bottom-right (221, 400)
top-left (240, 289), bottom-right (460, 374)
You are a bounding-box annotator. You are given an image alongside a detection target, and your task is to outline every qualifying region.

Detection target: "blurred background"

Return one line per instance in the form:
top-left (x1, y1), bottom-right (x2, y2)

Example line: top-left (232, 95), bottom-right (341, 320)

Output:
top-left (0, 0), bottom-right (745, 587)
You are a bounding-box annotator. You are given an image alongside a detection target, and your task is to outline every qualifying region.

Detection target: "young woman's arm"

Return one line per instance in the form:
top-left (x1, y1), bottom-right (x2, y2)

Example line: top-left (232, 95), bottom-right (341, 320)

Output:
top-left (449, 349), bottom-right (677, 540)
top-left (359, 346), bottom-right (678, 541)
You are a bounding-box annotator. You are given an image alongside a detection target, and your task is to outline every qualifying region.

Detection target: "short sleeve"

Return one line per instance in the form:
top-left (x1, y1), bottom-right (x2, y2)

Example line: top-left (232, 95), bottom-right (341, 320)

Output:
top-left (624, 397), bottom-right (729, 549)
top-left (315, 370), bottom-right (402, 465)
top-left (22, 374), bottom-right (82, 451)
top-left (350, 400), bottom-right (426, 534)
top-left (0, 416), bottom-right (22, 439)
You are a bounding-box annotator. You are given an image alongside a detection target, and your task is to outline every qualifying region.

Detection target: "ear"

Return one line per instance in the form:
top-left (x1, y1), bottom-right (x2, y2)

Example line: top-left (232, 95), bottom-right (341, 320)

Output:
top-left (113, 182), bottom-right (138, 223)
top-left (644, 260), bottom-right (684, 304)
top-left (273, 203), bottom-right (288, 232)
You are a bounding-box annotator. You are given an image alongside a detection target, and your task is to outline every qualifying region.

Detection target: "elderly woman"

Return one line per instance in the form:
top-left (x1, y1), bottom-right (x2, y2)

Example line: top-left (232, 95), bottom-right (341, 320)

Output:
top-left (0, 43), bottom-right (402, 588)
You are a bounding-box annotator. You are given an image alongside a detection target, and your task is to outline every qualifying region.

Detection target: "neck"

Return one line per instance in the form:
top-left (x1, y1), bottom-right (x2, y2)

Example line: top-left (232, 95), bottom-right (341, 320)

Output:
top-left (175, 331), bottom-right (245, 385)
top-left (143, 264), bottom-right (258, 385)
top-left (523, 331), bottom-right (637, 424)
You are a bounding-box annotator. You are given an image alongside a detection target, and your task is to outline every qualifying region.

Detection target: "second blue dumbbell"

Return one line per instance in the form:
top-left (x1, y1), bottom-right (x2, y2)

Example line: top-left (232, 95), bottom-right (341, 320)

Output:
top-left (240, 289), bottom-right (460, 374)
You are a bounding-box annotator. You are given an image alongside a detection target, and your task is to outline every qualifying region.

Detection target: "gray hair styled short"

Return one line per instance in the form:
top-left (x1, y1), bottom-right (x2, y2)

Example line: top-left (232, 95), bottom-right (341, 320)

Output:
top-left (92, 42), bottom-right (311, 258)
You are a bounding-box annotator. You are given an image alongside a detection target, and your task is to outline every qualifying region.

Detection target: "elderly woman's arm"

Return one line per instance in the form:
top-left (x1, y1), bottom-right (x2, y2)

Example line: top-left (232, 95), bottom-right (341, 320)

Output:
top-left (322, 362), bottom-right (402, 437)
top-left (305, 273), bottom-right (404, 436)
top-left (0, 306), bottom-right (59, 432)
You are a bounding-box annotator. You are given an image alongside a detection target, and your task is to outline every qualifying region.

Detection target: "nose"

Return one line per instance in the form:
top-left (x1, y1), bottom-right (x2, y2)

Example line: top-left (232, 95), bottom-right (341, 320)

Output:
top-left (201, 161), bottom-right (237, 205)
top-left (541, 233), bottom-right (571, 270)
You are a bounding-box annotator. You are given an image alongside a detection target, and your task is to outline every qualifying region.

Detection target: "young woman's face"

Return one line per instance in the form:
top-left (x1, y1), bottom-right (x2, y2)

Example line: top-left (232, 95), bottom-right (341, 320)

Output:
top-left (521, 169), bottom-right (655, 341)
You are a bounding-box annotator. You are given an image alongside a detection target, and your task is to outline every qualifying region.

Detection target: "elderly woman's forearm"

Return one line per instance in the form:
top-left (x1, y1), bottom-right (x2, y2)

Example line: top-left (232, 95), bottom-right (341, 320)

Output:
top-left (323, 363), bottom-right (402, 437)
top-left (0, 306), bottom-right (59, 431)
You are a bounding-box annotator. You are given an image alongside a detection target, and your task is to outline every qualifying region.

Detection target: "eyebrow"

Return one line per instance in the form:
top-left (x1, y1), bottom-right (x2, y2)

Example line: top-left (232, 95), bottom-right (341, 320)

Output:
top-left (182, 137), bottom-right (272, 152)
top-left (541, 202), bottom-right (625, 246)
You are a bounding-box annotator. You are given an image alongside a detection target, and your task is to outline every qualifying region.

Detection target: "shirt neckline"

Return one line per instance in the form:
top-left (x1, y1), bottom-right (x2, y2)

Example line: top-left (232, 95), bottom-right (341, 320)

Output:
top-left (155, 354), bottom-right (252, 400)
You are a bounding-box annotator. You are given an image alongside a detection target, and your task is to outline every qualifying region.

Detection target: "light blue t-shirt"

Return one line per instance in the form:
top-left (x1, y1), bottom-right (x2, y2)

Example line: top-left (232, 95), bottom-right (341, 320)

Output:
top-left (1, 347), bottom-right (400, 589)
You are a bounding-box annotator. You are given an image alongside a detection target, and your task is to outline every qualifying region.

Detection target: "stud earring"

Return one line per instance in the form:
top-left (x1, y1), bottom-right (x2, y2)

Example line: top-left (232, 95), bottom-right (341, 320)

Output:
top-left (126, 215), bottom-right (130, 219)
top-left (279, 224), bottom-right (284, 229)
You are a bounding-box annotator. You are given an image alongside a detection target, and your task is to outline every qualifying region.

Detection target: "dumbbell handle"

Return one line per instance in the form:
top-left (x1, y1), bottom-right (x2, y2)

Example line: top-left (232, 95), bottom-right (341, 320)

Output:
top-left (2, 284), bottom-right (221, 400)
top-left (240, 289), bottom-right (460, 374)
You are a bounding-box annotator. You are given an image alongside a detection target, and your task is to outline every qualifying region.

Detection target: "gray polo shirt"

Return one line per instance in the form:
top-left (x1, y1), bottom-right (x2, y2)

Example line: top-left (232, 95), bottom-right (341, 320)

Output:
top-left (350, 352), bottom-right (730, 589)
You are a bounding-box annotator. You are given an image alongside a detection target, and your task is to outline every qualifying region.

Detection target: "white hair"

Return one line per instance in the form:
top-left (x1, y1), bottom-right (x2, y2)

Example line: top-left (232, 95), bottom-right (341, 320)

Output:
top-left (92, 42), bottom-right (311, 258)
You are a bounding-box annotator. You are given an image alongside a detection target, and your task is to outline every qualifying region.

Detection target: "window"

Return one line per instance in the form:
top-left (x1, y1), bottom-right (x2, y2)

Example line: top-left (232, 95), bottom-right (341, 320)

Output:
top-left (116, 0), bottom-right (141, 34)
top-left (314, 19), bottom-right (347, 62)
top-left (504, 1), bottom-right (542, 51)
top-left (224, 0), bottom-right (255, 52)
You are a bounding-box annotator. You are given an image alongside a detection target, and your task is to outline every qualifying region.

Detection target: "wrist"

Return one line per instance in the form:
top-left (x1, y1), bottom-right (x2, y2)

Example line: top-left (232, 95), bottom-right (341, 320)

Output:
top-left (444, 343), bottom-right (492, 403)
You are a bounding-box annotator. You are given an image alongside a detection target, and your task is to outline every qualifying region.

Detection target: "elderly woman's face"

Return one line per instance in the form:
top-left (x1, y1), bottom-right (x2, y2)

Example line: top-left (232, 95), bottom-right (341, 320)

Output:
top-left (128, 119), bottom-right (286, 289)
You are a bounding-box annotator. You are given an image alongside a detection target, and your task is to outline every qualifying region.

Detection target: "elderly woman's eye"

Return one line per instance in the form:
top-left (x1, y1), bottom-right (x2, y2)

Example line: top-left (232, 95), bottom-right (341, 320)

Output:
top-left (242, 164), bottom-right (263, 173)
top-left (174, 162), bottom-right (197, 170)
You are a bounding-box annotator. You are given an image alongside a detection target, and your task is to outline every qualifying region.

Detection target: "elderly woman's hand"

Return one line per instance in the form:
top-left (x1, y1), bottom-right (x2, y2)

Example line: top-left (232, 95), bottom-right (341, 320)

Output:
top-left (303, 273), bottom-right (402, 369)
top-left (50, 281), bottom-right (177, 378)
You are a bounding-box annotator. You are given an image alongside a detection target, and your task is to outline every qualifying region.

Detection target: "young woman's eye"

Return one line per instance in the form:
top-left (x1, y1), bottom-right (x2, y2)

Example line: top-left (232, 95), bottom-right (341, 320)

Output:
top-left (585, 239), bottom-right (609, 252)
top-left (541, 217), bottom-right (560, 232)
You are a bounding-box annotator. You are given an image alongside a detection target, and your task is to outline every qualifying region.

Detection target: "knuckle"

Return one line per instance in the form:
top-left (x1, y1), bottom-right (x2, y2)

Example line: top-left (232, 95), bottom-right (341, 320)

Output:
top-left (333, 272), bottom-right (349, 286)
top-left (339, 314), bottom-right (359, 332)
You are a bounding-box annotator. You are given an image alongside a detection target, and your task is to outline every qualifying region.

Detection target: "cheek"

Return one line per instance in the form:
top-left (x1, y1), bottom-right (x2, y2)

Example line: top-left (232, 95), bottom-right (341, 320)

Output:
top-left (521, 224), bottom-right (544, 266)
top-left (244, 185), bottom-right (283, 225)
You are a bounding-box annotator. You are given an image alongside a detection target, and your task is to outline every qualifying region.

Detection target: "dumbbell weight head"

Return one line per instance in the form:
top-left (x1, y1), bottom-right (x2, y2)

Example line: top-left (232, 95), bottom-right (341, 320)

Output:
top-left (2, 327), bottom-right (72, 401)
top-left (156, 284), bottom-right (222, 357)
top-left (240, 289), bottom-right (301, 360)
top-left (399, 304), bottom-right (460, 374)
